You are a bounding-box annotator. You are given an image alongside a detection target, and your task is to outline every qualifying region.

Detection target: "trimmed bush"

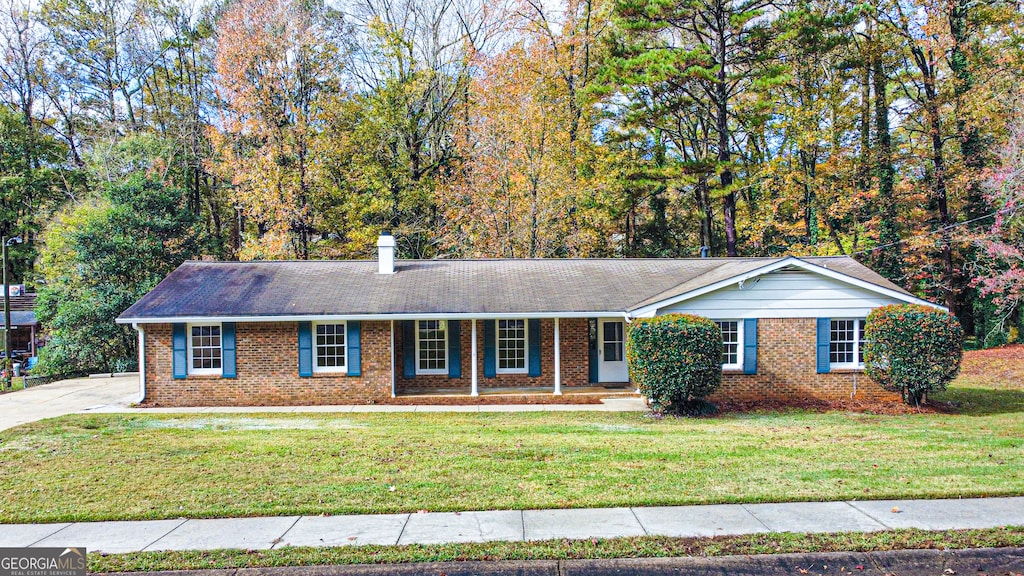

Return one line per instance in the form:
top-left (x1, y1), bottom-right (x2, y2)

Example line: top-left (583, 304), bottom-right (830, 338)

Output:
top-left (863, 304), bottom-right (963, 406)
top-left (626, 314), bottom-right (722, 414)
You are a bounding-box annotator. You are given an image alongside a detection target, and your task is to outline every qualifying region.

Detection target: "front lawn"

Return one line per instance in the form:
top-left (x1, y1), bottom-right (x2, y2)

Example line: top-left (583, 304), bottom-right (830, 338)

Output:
top-left (1, 347), bottom-right (1022, 524)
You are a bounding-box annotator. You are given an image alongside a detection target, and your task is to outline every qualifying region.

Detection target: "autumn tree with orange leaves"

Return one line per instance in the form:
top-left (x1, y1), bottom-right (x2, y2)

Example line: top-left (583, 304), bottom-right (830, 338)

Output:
top-left (440, 0), bottom-right (609, 258)
top-left (211, 0), bottom-right (347, 260)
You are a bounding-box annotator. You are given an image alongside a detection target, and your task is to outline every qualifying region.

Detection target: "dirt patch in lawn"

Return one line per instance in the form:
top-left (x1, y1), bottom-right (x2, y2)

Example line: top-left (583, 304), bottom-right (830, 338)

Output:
top-left (712, 397), bottom-right (933, 416)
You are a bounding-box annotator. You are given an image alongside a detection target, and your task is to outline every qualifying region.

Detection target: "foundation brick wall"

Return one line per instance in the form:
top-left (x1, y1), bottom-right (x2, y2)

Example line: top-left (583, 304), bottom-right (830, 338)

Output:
top-left (143, 321), bottom-right (392, 406)
top-left (396, 318), bottom-right (590, 393)
top-left (711, 317), bottom-right (899, 403)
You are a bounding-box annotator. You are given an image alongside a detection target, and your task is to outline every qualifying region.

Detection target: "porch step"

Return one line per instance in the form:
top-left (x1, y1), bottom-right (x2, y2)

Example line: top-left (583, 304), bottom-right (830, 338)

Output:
top-left (387, 388), bottom-right (640, 406)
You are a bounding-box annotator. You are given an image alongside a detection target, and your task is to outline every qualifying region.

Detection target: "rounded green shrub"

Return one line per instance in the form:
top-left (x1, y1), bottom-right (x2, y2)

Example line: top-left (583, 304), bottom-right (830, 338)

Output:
top-left (863, 304), bottom-right (963, 406)
top-left (626, 314), bottom-right (722, 414)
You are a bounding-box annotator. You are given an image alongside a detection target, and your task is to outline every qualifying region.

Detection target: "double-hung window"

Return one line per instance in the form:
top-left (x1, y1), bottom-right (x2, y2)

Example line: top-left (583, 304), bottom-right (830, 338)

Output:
top-left (416, 320), bottom-right (447, 374)
top-left (830, 319), bottom-right (865, 368)
top-left (715, 320), bottom-right (743, 370)
top-left (497, 319), bottom-right (527, 373)
top-left (314, 322), bottom-right (347, 373)
top-left (188, 323), bottom-right (222, 375)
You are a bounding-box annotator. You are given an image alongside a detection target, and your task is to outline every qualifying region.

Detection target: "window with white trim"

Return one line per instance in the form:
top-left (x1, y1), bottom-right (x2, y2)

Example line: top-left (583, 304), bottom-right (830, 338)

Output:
top-left (416, 320), bottom-right (448, 374)
top-left (497, 319), bottom-right (527, 373)
top-left (715, 320), bottom-right (743, 370)
top-left (314, 322), bottom-right (347, 373)
top-left (188, 323), bottom-right (222, 375)
top-left (830, 319), bottom-right (865, 367)
top-left (602, 321), bottom-right (624, 362)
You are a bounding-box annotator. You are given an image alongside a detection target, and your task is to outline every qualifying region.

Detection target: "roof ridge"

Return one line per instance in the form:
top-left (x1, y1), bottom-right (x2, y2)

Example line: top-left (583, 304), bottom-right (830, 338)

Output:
top-left (183, 256), bottom-right (788, 265)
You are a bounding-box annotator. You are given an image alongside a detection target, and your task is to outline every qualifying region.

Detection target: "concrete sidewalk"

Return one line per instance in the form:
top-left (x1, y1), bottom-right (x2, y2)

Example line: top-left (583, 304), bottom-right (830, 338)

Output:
top-left (1, 497), bottom-right (1021, 554)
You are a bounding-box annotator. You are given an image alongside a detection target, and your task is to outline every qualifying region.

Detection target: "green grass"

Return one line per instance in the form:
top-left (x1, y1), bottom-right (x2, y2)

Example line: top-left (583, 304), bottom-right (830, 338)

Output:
top-left (88, 527), bottom-right (1024, 573)
top-left (1, 378), bottom-right (1022, 524)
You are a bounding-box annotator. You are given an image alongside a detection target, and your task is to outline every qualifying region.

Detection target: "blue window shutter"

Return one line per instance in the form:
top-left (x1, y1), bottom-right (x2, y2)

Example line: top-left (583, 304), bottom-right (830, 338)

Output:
top-left (347, 321), bottom-right (361, 377)
top-left (588, 319), bottom-right (598, 383)
top-left (402, 320), bottom-right (416, 378)
top-left (172, 323), bottom-right (187, 379)
top-left (528, 319), bottom-right (542, 377)
top-left (222, 323), bottom-right (236, 378)
top-left (816, 318), bottom-right (831, 374)
top-left (742, 318), bottom-right (757, 375)
top-left (483, 320), bottom-right (496, 378)
top-left (298, 322), bottom-right (312, 377)
top-left (448, 320), bottom-right (462, 378)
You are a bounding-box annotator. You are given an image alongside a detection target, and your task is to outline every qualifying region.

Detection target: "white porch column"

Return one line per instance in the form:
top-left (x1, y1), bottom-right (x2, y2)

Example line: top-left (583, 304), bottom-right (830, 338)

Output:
top-left (390, 320), bottom-right (396, 398)
top-left (471, 319), bottom-right (479, 396)
top-left (553, 317), bottom-right (562, 395)
top-left (135, 323), bottom-right (146, 403)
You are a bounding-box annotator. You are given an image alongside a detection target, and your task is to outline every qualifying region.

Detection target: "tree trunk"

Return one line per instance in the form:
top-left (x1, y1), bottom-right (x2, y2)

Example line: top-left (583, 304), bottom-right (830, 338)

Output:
top-left (872, 45), bottom-right (904, 285)
top-left (914, 45), bottom-right (957, 314)
top-left (853, 57), bottom-right (872, 255)
top-left (716, 9), bottom-right (737, 257)
top-left (948, 0), bottom-right (983, 336)
top-left (695, 178), bottom-right (714, 255)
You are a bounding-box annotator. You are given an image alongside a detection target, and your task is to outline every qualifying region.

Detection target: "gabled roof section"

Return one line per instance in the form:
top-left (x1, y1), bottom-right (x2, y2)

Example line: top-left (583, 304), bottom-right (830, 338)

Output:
top-left (627, 256), bottom-right (937, 316)
top-left (117, 256), bottom-right (938, 323)
top-left (627, 258), bottom-right (782, 311)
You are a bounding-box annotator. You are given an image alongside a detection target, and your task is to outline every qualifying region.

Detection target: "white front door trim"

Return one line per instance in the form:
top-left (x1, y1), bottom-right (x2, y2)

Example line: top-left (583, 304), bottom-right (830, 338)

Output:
top-left (597, 318), bottom-right (629, 383)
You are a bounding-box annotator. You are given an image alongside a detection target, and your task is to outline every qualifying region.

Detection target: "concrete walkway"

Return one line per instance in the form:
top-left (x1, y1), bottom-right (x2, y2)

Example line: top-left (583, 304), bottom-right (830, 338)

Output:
top-left (1, 497), bottom-right (1021, 554)
top-left (0, 375), bottom-right (138, 431)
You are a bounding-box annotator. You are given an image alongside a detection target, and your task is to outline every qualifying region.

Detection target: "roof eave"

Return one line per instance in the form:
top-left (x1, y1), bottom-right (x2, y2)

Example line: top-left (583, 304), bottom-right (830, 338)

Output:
top-left (116, 310), bottom-right (632, 325)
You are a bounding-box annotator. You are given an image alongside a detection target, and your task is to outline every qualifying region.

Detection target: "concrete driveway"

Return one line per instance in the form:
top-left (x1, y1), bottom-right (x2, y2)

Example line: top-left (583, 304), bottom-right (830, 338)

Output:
top-left (0, 375), bottom-right (138, 431)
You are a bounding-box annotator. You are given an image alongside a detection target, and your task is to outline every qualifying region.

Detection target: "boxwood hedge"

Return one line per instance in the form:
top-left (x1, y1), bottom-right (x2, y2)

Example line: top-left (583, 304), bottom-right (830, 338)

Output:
top-left (626, 314), bottom-right (722, 414)
top-left (863, 304), bottom-right (963, 406)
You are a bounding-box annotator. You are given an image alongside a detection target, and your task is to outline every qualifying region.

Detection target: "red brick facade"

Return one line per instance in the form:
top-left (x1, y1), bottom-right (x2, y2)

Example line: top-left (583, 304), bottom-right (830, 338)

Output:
top-left (143, 321), bottom-right (393, 406)
top-left (140, 317), bottom-right (896, 406)
top-left (714, 317), bottom-right (898, 403)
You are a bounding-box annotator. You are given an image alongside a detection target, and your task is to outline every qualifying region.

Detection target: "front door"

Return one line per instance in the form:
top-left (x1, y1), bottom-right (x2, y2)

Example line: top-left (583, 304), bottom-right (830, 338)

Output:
top-left (597, 319), bottom-right (629, 383)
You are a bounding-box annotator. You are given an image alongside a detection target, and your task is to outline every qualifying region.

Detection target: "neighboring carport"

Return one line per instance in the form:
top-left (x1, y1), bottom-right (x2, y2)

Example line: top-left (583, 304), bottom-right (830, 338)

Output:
top-left (1, 310), bottom-right (39, 357)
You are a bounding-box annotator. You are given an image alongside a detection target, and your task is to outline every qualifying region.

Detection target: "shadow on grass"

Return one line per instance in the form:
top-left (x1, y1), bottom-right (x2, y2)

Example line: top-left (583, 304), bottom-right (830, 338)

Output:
top-left (930, 387), bottom-right (1024, 416)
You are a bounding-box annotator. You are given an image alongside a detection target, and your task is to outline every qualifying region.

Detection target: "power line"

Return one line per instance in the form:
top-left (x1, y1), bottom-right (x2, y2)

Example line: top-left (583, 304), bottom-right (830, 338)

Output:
top-left (848, 205), bottom-right (1018, 257)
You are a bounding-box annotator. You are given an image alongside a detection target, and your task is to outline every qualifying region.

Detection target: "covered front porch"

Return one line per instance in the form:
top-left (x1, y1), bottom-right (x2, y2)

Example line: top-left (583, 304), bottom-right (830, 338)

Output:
top-left (389, 317), bottom-right (634, 399)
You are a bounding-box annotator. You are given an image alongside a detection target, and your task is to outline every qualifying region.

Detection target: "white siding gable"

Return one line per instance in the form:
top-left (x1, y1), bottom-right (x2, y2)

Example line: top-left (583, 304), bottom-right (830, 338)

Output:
top-left (656, 269), bottom-right (904, 319)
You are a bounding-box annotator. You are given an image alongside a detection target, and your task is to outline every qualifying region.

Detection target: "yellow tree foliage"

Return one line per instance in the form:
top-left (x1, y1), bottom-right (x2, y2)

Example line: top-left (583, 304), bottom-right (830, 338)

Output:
top-left (210, 0), bottom-right (345, 260)
top-left (440, 0), bottom-right (610, 257)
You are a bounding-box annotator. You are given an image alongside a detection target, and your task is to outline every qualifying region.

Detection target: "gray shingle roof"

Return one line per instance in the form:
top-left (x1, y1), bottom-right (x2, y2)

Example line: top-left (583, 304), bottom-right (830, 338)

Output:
top-left (118, 256), bottom-right (920, 322)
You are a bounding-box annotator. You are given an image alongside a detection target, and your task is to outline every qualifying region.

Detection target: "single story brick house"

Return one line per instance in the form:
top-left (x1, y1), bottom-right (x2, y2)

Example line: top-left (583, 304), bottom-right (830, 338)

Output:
top-left (116, 234), bottom-right (942, 406)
